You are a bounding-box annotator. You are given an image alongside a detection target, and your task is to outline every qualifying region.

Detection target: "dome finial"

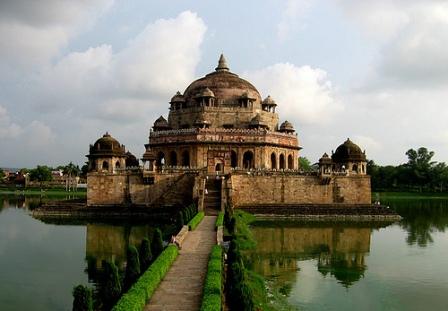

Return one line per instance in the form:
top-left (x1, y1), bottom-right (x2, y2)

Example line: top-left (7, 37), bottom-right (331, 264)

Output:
top-left (215, 53), bottom-right (229, 72)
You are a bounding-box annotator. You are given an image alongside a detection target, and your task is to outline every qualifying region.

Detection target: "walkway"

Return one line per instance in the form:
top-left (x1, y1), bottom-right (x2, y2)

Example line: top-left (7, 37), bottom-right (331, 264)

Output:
top-left (145, 215), bottom-right (217, 311)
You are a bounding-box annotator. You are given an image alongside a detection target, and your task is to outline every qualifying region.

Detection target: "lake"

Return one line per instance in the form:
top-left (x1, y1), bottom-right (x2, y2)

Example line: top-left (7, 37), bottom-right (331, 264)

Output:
top-left (0, 195), bottom-right (174, 311)
top-left (247, 197), bottom-right (448, 310)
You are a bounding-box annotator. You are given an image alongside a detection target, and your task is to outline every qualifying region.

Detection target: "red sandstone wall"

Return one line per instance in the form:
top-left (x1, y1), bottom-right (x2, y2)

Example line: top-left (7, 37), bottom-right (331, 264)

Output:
top-left (230, 174), bottom-right (371, 206)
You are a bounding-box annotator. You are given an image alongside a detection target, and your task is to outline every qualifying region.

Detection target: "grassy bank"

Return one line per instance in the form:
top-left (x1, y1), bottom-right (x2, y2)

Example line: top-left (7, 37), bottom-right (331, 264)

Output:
top-left (0, 187), bottom-right (86, 197)
top-left (374, 191), bottom-right (448, 200)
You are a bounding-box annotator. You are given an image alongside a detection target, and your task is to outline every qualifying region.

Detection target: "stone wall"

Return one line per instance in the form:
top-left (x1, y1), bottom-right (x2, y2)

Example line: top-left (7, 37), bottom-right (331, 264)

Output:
top-left (87, 173), bottom-right (128, 206)
top-left (229, 174), bottom-right (371, 206)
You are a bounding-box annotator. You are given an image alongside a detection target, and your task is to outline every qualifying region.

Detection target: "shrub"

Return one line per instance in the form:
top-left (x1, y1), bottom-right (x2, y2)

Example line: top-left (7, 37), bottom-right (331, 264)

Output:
top-left (139, 238), bottom-right (152, 272)
top-left (200, 246), bottom-right (223, 311)
top-left (176, 212), bottom-right (184, 229)
top-left (72, 285), bottom-right (93, 311)
top-left (188, 211), bottom-right (205, 231)
top-left (112, 245), bottom-right (179, 311)
top-left (215, 212), bottom-right (224, 228)
top-left (102, 260), bottom-right (122, 307)
top-left (151, 228), bottom-right (164, 258)
top-left (125, 245), bottom-right (141, 290)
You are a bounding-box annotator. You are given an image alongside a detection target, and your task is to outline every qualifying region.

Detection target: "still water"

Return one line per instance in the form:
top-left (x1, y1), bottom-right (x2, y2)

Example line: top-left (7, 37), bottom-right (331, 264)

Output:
top-left (248, 198), bottom-right (448, 310)
top-left (0, 195), bottom-right (173, 311)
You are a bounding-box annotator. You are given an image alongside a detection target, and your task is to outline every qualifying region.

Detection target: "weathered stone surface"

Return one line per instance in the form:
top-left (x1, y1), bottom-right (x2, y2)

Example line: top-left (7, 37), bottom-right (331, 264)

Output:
top-left (145, 216), bottom-right (216, 311)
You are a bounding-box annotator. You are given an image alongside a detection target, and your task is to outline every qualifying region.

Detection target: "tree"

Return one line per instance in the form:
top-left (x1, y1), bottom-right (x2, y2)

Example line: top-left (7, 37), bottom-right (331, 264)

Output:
top-left (151, 228), bottom-right (164, 258)
top-left (298, 156), bottom-right (312, 171)
top-left (405, 147), bottom-right (436, 191)
top-left (72, 285), bottom-right (93, 311)
top-left (139, 238), bottom-right (152, 272)
top-left (101, 260), bottom-right (122, 307)
top-left (124, 245), bottom-right (141, 290)
top-left (0, 168), bottom-right (4, 180)
top-left (28, 165), bottom-right (52, 189)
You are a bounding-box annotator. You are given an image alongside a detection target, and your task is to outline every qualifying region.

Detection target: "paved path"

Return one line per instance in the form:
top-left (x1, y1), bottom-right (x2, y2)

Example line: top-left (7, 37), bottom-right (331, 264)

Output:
top-left (145, 216), bottom-right (217, 311)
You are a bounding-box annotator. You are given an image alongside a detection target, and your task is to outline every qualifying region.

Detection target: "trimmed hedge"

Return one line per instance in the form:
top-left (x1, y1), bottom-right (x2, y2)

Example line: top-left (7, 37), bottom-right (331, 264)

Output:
top-left (215, 212), bottom-right (224, 228)
top-left (200, 245), bottom-right (223, 311)
top-left (112, 245), bottom-right (179, 311)
top-left (188, 211), bottom-right (205, 231)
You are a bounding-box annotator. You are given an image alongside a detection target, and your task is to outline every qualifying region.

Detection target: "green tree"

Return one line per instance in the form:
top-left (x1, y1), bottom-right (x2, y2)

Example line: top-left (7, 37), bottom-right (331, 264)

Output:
top-left (28, 165), bottom-right (52, 189)
top-left (0, 168), bottom-right (4, 180)
top-left (124, 245), bottom-right (141, 290)
top-left (298, 156), bottom-right (312, 171)
top-left (101, 260), bottom-right (122, 307)
top-left (405, 147), bottom-right (436, 191)
top-left (151, 228), bottom-right (164, 258)
top-left (72, 285), bottom-right (93, 311)
top-left (139, 238), bottom-right (152, 272)
top-left (176, 211), bottom-right (184, 229)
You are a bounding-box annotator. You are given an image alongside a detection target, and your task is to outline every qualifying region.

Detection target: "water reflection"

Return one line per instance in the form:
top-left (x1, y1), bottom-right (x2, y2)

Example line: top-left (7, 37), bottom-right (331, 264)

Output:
top-left (248, 224), bottom-right (375, 288)
top-left (383, 199), bottom-right (448, 247)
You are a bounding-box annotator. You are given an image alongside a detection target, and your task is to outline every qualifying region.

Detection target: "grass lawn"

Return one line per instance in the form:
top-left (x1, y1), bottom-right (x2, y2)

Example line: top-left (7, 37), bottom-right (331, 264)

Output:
top-left (374, 191), bottom-right (448, 200)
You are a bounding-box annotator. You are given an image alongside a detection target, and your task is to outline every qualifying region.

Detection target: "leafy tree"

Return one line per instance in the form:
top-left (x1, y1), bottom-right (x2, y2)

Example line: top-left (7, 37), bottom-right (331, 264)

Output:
top-left (405, 147), bottom-right (436, 191)
top-left (28, 165), bottom-right (52, 189)
top-left (124, 245), bottom-right (141, 290)
top-left (176, 211), bottom-right (184, 229)
top-left (298, 156), bottom-right (312, 171)
top-left (63, 162), bottom-right (81, 177)
top-left (72, 285), bottom-right (93, 311)
top-left (151, 228), bottom-right (164, 258)
top-left (0, 168), bottom-right (4, 180)
top-left (139, 238), bottom-right (152, 272)
top-left (101, 260), bottom-right (122, 307)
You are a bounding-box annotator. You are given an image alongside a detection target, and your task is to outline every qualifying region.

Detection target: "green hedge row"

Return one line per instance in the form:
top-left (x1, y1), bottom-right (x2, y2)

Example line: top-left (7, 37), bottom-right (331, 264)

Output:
top-left (200, 245), bottom-right (223, 311)
top-left (215, 212), bottom-right (224, 228)
top-left (112, 245), bottom-right (179, 311)
top-left (188, 211), bottom-right (205, 231)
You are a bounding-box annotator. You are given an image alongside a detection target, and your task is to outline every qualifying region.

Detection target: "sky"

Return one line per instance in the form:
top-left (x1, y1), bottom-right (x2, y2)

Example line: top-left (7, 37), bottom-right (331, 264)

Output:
top-left (1, 0), bottom-right (448, 168)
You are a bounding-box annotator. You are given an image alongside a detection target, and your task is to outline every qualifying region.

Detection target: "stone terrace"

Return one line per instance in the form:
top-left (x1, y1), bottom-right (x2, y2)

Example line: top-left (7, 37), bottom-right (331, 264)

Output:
top-left (145, 215), bottom-right (217, 311)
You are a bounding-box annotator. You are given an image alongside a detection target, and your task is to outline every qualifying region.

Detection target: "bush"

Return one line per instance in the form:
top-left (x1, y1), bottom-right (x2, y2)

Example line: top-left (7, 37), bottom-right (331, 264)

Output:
top-left (125, 245), bottom-right (141, 290)
top-left (112, 245), bottom-right (179, 311)
top-left (176, 212), bottom-right (184, 229)
top-left (215, 212), bottom-right (224, 228)
top-left (139, 238), bottom-right (152, 272)
top-left (188, 211), bottom-right (205, 231)
top-left (200, 246), bottom-right (223, 311)
top-left (151, 228), bottom-right (164, 258)
top-left (72, 284), bottom-right (93, 311)
top-left (102, 260), bottom-right (122, 308)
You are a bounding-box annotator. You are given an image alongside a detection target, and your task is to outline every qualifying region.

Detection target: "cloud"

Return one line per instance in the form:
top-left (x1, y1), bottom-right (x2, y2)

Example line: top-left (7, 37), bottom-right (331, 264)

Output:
top-left (336, 0), bottom-right (448, 86)
top-left (245, 63), bottom-right (342, 125)
top-left (277, 0), bottom-right (314, 41)
top-left (0, 11), bottom-right (207, 167)
top-left (0, 105), bottom-right (22, 139)
top-left (0, 0), bottom-right (113, 68)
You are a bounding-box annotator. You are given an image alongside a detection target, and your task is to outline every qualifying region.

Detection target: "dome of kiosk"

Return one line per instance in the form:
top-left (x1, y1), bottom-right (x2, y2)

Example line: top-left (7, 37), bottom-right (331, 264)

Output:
top-left (183, 54), bottom-right (262, 106)
top-left (319, 153), bottom-right (332, 164)
top-left (280, 120), bottom-right (295, 132)
top-left (170, 91), bottom-right (185, 103)
top-left (332, 138), bottom-right (366, 163)
top-left (197, 87), bottom-right (215, 98)
top-left (125, 151), bottom-right (139, 167)
top-left (262, 95), bottom-right (277, 106)
top-left (89, 132), bottom-right (126, 156)
top-left (153, 116), bottom-right (170, 131)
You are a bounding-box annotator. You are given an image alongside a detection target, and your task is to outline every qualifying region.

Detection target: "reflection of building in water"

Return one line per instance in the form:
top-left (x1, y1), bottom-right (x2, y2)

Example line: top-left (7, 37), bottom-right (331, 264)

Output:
top-left (85, 224), bottom-right (152, 277)
top-left (249, 225), bottom-right (371, 287)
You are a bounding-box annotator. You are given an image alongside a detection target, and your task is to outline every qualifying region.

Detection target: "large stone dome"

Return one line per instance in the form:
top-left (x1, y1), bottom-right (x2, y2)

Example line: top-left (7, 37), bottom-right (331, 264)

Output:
top-left (89, 132), bottom-right (126, 156)
top-left (183, 54), bottom-right (262, 106)
top-left (332, 138), bottom-right (366, 163)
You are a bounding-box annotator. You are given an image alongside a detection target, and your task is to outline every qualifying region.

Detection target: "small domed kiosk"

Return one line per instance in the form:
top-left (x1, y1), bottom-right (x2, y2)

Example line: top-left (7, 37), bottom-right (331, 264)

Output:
top-left (331, 138), bottom-right (367, 175)
top-left (87, 132), bottom-right (127, 173)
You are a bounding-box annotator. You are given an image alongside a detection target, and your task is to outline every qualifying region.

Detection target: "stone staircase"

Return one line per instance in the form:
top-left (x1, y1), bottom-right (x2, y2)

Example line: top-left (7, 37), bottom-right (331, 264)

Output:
top-left (204, 177), bottom-right (221, 215)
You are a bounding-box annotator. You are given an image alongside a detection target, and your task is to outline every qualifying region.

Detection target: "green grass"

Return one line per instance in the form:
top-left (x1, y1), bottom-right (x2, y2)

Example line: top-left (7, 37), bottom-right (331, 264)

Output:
top-left (188, 211), bottom-right (205, 231)
top-left (233, 210), bottom-right (256, 250)
top-left (374, 191), bottom-right (448, 200)
top-left (215, 212), bottom-right (224, 228)
top-left (112, 245), bottom-right (179, 311)
top-left (200, 245), bottom-right (223, 311)
top-left (0, 188), bottom-right (86, 197)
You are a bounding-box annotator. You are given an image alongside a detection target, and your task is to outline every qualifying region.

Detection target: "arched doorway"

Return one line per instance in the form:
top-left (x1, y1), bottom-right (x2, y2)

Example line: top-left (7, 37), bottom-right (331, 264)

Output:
top-left (231, 150), bottom-right (238, 168)
top-left (156, 152), bottom-right (165, 166)
top-left (271, 153), bottom-right (277, 169)
top-left (287, 155), bottom-right (293, 169)
top-left (279, 154), bottom-right (285, 169)
top-left (181, 150), bottom-right (190, 167)
top-left (169, 151), bottom-right (177, 166)
top-left (243, 151), bottom-right (254, 169)
top-left (115, 161), bottom-right (121, 169)
top-left (215, 163), bottom-right (223, 172)
top-left (102, 160), bottom-right (109, 171)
